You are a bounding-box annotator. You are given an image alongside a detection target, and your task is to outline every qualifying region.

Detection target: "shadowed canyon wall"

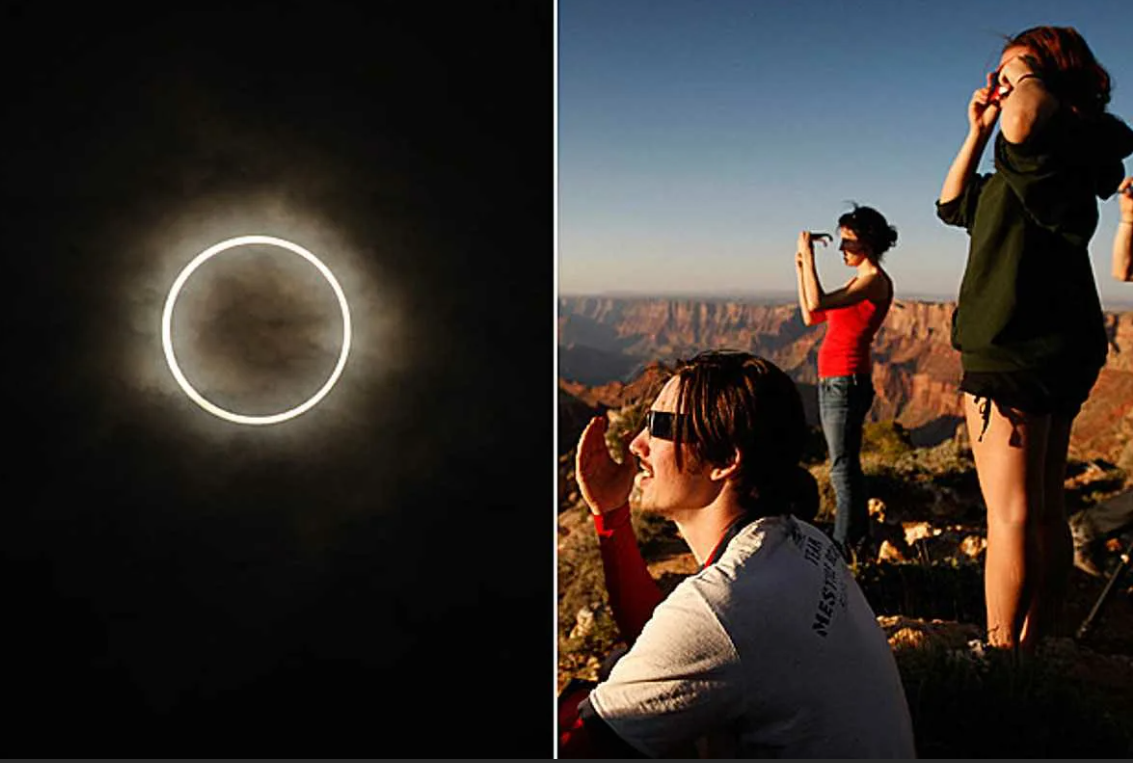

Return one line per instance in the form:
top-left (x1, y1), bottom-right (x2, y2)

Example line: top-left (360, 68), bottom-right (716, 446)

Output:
top-left (559, 297), bottom-right (1133, 465)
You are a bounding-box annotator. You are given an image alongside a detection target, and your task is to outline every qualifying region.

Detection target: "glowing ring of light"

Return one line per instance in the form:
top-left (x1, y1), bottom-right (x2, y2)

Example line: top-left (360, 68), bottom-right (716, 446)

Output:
top-left (162, 235), bottom-right (352, 425)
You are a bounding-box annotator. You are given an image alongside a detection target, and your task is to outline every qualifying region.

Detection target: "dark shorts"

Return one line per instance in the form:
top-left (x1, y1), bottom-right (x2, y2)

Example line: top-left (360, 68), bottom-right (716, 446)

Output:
top-left (959, 364), bottom-right (1102, 419)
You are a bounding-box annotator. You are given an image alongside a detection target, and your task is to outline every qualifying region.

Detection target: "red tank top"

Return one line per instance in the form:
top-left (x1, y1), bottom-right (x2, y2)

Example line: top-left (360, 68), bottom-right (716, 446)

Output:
top-left (816, 282), bottom-right (891, 378)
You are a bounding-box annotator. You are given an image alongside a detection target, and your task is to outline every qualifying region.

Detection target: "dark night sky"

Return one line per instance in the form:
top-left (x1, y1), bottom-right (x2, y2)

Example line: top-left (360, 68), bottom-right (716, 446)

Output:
top-left (2, 3), bottom-right (551, 756)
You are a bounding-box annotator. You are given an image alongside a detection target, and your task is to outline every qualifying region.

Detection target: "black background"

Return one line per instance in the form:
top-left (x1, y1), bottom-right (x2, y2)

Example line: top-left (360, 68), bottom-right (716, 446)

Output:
top-left (2, 2), bottom-right (551, 756)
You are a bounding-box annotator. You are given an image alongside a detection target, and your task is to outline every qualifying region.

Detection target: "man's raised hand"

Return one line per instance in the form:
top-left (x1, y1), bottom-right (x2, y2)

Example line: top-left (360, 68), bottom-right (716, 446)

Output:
top-left (575, 415), bottom-right (637, 515)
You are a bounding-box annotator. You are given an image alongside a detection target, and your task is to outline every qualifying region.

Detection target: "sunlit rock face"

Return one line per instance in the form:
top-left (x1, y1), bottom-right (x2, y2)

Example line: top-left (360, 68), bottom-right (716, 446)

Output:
top-left (558, 297), bottom-right (1133, 459)
top-left (169, 242), bottom-right (345, 417)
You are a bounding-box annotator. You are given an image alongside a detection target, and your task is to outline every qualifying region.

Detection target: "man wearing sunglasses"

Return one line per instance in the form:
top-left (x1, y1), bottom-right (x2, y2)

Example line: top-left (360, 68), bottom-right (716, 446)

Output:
top-left (559, 351), bottom-right (914, 758)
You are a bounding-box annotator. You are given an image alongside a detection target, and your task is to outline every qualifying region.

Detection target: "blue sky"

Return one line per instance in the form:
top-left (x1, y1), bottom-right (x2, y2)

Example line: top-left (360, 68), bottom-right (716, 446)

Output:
top-left (558, 0), bottom-right (1133, 308)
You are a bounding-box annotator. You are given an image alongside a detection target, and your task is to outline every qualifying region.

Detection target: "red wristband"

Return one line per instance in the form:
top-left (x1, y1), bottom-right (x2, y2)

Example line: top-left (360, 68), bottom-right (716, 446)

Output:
top-left (592, 502), bottom-right (632, 537)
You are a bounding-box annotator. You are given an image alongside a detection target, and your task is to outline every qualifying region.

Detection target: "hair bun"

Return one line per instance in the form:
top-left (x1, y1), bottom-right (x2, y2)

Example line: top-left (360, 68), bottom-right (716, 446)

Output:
top-left (784, 466), bottom-right (819, 522)
top-left (752, 464), bottom-right (818, 522)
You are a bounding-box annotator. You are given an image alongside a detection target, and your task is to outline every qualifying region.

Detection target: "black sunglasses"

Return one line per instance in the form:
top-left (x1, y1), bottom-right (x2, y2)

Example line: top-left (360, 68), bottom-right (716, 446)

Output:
top-left (646, 410), bottom-right (692, 441)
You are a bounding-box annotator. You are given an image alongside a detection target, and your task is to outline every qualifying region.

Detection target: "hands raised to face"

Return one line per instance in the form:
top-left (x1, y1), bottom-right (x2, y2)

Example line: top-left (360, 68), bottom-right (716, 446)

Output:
top-left (969, 71), bottom-right (1003, 136)
top-left (575, 415), bottom-right (638, 515)
top-left (1119, 177), bottom-right (1133, 222)
top-left (796, 230), bottom-right (832, 260)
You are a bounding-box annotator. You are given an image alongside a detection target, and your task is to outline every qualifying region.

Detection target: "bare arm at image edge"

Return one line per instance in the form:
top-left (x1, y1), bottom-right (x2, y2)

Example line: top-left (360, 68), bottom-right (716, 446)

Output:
top-left (1114, 178), bottom-right (1133, 282)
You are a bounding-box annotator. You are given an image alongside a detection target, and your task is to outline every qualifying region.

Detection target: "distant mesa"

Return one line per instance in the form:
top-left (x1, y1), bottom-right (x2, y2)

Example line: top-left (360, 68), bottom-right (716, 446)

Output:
top-left (558, 296), bottom-right (1133, 466)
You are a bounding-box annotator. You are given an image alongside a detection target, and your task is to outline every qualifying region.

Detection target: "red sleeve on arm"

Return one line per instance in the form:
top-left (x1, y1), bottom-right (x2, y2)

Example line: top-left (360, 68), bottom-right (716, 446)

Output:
top-left (559, 690), bottom-right (646, 758)
top-left (809, 308), bottom-right (827, 324)
top-left (593, 503), bottom-right (664, 644)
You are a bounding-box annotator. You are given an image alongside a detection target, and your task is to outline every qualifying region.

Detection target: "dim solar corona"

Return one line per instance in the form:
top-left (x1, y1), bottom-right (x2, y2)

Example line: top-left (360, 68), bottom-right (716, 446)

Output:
top-left (161, 235), bottom-right (352, 425)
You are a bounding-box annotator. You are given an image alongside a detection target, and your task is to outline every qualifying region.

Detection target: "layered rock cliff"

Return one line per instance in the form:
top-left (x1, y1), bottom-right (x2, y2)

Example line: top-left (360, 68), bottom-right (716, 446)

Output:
top-left (558, 297), bottom-right (1133, 464)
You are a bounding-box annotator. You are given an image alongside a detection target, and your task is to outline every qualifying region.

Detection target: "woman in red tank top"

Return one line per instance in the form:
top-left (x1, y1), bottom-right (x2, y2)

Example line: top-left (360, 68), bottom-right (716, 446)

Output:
top-left (793, 205), bottom-right (895, 561)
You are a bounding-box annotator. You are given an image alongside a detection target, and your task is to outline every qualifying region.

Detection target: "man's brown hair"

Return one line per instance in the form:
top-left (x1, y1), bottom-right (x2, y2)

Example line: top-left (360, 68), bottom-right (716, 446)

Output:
top-left (668, 350), bottom-right (816, 519)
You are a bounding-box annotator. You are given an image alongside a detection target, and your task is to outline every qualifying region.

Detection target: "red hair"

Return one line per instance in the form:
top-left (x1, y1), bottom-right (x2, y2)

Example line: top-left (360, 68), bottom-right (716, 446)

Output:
top-left (1005, 26), bottom-right (1111, 119)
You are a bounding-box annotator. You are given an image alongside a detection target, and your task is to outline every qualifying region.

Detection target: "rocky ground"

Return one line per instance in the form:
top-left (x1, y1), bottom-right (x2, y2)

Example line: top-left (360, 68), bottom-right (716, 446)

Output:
top-left (557, 413), bottom-right (1133, 755)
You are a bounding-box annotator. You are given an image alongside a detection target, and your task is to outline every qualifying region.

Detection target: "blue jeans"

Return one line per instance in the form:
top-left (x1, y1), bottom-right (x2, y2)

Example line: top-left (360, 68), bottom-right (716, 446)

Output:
top-left (818, 374), bottom-right (875, 551)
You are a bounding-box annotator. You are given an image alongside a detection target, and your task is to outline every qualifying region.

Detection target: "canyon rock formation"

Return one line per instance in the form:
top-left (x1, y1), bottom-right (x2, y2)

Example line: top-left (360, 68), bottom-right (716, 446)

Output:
top-left (559, 298), bottom-right (1133, 464)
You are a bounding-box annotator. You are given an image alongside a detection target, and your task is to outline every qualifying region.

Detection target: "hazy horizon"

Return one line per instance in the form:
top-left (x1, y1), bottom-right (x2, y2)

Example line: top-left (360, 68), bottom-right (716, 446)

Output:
top-left (557, 290), bottom-right (1133, 312)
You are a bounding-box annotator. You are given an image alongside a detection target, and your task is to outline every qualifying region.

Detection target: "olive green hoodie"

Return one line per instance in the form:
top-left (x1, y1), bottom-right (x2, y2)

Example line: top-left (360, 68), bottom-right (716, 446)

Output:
top-left (938, 110), bottom-right (1133, 372)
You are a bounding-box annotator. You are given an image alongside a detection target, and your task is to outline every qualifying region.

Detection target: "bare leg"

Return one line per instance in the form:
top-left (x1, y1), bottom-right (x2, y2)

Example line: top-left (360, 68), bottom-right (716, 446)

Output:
top-left (1019, 412), bottom-right (1074, 648)
top-left (964, 394), bottom-right (1050, 650)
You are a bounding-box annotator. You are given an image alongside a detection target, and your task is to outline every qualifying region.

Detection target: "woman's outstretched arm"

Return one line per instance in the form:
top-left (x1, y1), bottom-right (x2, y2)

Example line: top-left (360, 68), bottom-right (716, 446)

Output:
top-left (1114, 178), bottom-right (1133, 282)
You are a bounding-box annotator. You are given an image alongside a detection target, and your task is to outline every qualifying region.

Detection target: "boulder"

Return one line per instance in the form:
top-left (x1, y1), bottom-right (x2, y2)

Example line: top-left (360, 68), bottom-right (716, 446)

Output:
top-left (569, 606), bottom-right (595, 641)
top-left (878, 540), bottom-right (908, 563)
top-left (959, 534), bottom-right (987, 560)
top-left (903, 521), bottom-right (938, 546)
top-left (877, 615), bottom-right (982, 652)
top-left (868, 497), bottom-right (887, 522)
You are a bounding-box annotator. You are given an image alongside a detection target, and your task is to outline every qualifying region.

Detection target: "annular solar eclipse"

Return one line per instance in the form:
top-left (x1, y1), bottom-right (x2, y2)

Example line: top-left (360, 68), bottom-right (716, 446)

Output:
top-left (162, 235), bottom-right (352, 425)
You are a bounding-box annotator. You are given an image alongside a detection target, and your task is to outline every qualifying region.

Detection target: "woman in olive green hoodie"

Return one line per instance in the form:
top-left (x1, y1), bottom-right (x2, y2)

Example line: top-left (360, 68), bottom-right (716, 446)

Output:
top-left (937, 26), bottom-right (1133, 651)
